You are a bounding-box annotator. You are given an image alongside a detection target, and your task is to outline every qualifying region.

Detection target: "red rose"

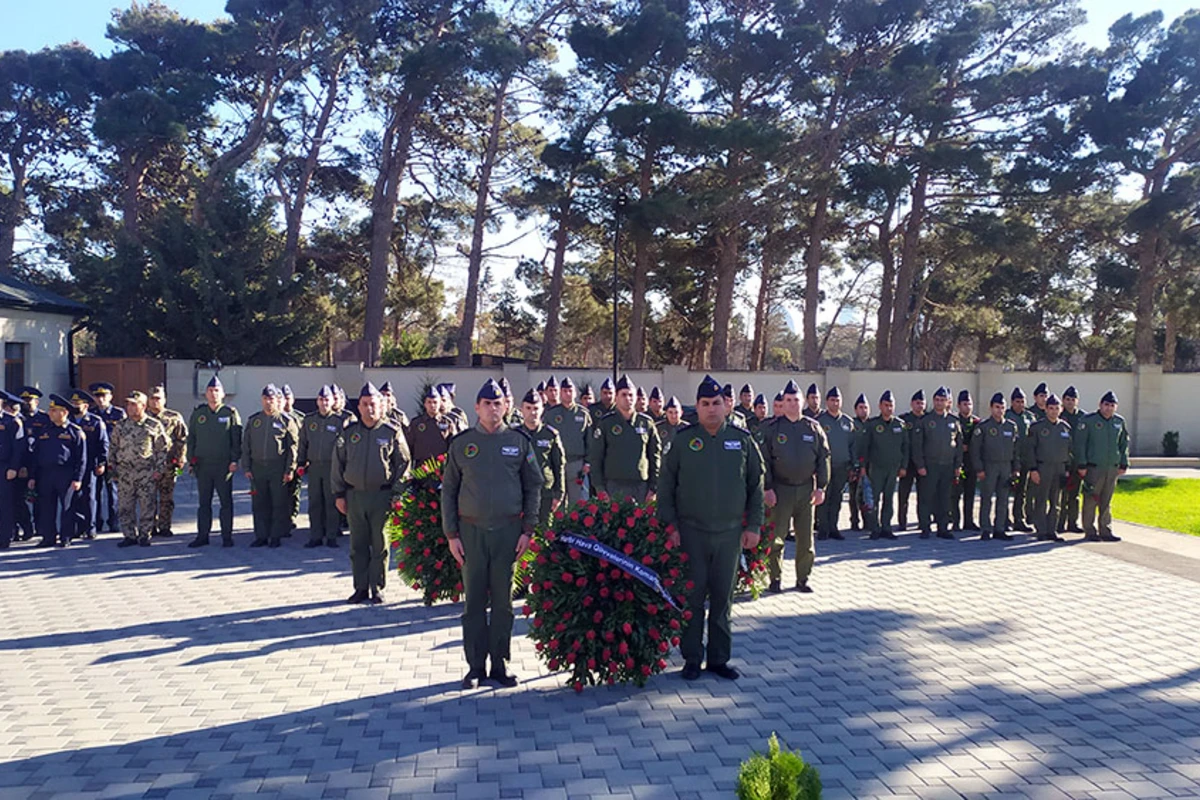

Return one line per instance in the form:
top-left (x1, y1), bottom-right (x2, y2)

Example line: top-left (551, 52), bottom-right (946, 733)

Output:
top-left (625, 517), bottom-right (636, 528)
top-left (595, 572), bottom-right (606, 583)
top-left (533, 618), bottom-right (544, 628)
top-left (647, 604), bottom-right (659, 615)
top-left (575, 577), bottom-right (587, 588)
top-left (593, 611), bottom-right (604, 623)
top-left (554, 623), bottom-right (566, 633)
top-left (604, 631), bottom-right (615, 642)
top-left (422, 548), bottom-right (431, 557)
top-left (430, 501), bottom-right (438, 509)
top-left (648, 628), bottom-right (660, 640)
top-left (669, 619), bottom-right (681, 630)
top-left (679, 552), bottom-right (689, 563)
top-left (548, 658), bottom-right (559, 670)
top-left (683, 610), bottom-right (693, 620)
top-left (573, 680), bottom-right (583, 693)
top-left (670, 636), bottom-right (680, 646)
top-left (622, 622), bottom-right (633, 635)
top-left (617, 529), bottom-right (627, 539)
top-left (611, 569), bottom-right (621, 579)
top-left (542, 600), bottom-right (553, 611)
top-left (646, 532), bottom-right (657, 543)
top-left (536, 555), bottom-right (547, 566)
top-left (588, 503), bottom-right (599, 515)
top-left (634, 508), bottom-right (644, 519)
top-left (569, 548), bottom-right (581, 560)
top-left (602, 648), bottom-right (611, 660)
top-left (642, 555), bottom-right (654, 566)
top-left (455, 582), bottom-right (463, 591)
top-left (658, 641), bottom-right (669, 653)
top-left (586, 630), bottom-right (596, 640)
top-left (566, 653), bottom-right (576, 664)
top-left (562, 572), bottom-right (574, 583)
top-left (658, 659), bottom-right (667, 670)
top-left (562, 611), bottom-right (572, 621)
top-left (623, 543), bottom-right (634, 555)
top-left (641, 664), bottom-right (651, 676)
top-left (587, 658), bottom-right (596, 669)
top-left (435, 561), bottom-right (443, 570)
top-left (618, 642), bottom-right (629, 655)
top-left (570, 511), bottom-right (579, 522)
top-left (599, 588), bottom-right (610, 599)
top-left (522, 605), bottom-right (532, 616)
top-left (610, 502), bottom-right (619, 513)
top-left (582, 596), bottom-right (593, 607)
top-left (583, 516), bottom-right (595, 528)
top-left (685, 581), bottom-right (695, 590)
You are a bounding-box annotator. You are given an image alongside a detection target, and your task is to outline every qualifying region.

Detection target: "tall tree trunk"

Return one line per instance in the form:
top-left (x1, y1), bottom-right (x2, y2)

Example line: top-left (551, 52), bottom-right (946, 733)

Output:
top-left (0, 158), bottom-right (26, 273)
top-left (873, 198), bottom-right (898, 368)
top-left (883, 162), bottom-right (930, 369)
top-left (749, 252), bottom-right (773, 370)
top-left (709, 228), bottom-right (738, 369)
top-left (626, 142), bottom-right (656, 368)
top-left (1163, 304), bottom-right (1177, 372)
top-left (538, 199), bottom-right (571, 367)
top-left (456, 74), bottom-right (514, 366)
top-left (121, 152), bottom-right (152, 238)
top-left (802, 193), bottom-right (829, 369)
top-left (1133, 230), bottom-right (1162, 365)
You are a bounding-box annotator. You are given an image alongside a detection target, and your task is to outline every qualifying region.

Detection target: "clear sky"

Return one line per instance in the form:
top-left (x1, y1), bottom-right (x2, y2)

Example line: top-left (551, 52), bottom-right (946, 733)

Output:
top-left (2, 0), bottom-right (1195, 54)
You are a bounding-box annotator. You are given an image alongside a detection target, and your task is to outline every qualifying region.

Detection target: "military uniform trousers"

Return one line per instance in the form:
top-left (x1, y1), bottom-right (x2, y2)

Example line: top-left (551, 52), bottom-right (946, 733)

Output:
top-left (848, 475), bottom-right (863, 529)
top-left (768, 483), bottom-right (815, 585)
top-left (98, 471), bottom-right (118, 531)
top-left (537, 491), bottom-right (558, 530)
top-left (1082, 467), bottom-right (1120, 540)
top-left (460, 518), bottom-right (523, 673)
top-left (898, 469), bottom-right (917, 528)
top-left (251, 466), bottom-right (290, 545)
top-left (978, 463), bottom-right (1012, 535)
top-left (0, 475), bottom-right (16, 547)
top-left (16, 481), bottom-right (34, 539)
top-left (116, 474), bottom-right (155, 543)
top-left (152, 470), bottom-right (177, 533)
top-left (952, 468), bottom-right (977, 530)
top-left (71, 471), bottom-right (96, 538)
top-left (1011, 467), bottom-right (1031, 527)
top-left (605, 479), bottom-right (648, 504)
top-left (287, 472), bottom-right (301, 525)
top-left (346, 487), bottom-right (391, 592)
top-left (1031, 463), bottom-right (1068, 539)
top-left (36, 467), bottom-right (80, 546)
top-left (919, 463), bottom-right (956, 535)
top-left (679, 523), bottom-right (742, 668)
top-left (195, 461), bottom-right (235, 544)
top-left (866, 466), bottom-right (900, 535)
top-left (1058, 478), bottom-right (1081, 532)
top-left (565, 459), bottom-right (587, 506)
top-left (306, 462), bottom-right (339, 544)
top-left (817, 464), bottom-right (851, 538)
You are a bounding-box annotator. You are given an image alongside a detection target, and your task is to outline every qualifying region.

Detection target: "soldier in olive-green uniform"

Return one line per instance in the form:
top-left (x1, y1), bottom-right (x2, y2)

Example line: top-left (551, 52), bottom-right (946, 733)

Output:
top-left (281, 385), bottom-right (305, 534)
top-left (848, 393), bottom-right (869, 531)
top-left (723, 384), bottom-right (749, 430)
top-left (406, 385), bottom-right (459, 466)
top-left (658, 375), bottom-right (764, 681)
top-left (186, 376), bottom-right (243, 548)
top-left (332, 382), bottom-right (410, 602)
top-left (803, 383), bottom-right (821, 419)
top-left (443, 379), bottom-right (543, 689)
top-left (299, 385), bottom-right (353, 548)
top-left (587, 375), bottom-right (660, 502)
top-left (897, 389), bottom-right (926, 530)
top-left (816, 386), bottom-right (855, 542)
top-left (912, 386), bottom-right (963, 539)
top-left (972, 392), bottom-right (1021, 541)
top-left (1028, 393), bottom-right (1073, 542)
top-left (1030, 382), bottom-right (1049, 421)
top-left (655, 396), bottom-right (688, 452)
top-left (242, 384), bottom-right (299, 548)
top-left (498, 377), bottom-right (524, 428)
top-left (146, 386), bottom-right (187, 538)
top-left (588, 377), bottom-right (615, 421)
top-left (860, 390), bottom-right (909, 539)
top-left (952, 390), bottom-right (981, 532)
top-left (1057, 385), bottom-right (1085, 533)
top-left (757, 379), bottom-right (829, 593)
top-left (1074, 390), bottom-right (1128, 542)
top-left (1005, 387), bottom-right (1035, 532)
top-left (438, 383), bottom-right (468, 430)
top-left (379, 381), bottom-right (411, 434)
top-left (747, 393), bottom-right (768, 432)
top-left (519, 389), bottom-right (565, 528)
top-left (542, 376), bottom-right (592, 506)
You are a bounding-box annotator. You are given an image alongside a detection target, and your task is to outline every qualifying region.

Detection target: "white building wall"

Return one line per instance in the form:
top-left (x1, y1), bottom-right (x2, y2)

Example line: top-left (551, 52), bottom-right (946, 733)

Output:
top-left (0, 309), bottom-right (75, 394)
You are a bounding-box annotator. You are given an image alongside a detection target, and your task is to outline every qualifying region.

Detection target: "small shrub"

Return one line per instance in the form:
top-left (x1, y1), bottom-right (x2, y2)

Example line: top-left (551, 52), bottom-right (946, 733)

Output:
top-left (1163, 431), bottom-right (1180, 457)
top-left (736, 733), bottom-right (821, 800)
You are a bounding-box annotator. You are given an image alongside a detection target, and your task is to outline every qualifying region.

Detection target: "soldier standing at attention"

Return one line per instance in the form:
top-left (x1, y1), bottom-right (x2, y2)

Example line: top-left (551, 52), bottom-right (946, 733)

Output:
top-left (444, 379), bottom-right (542, 689)
top-left (648, 386), bottom-right (665, 421)
top-left (723, 384), bottom-right (748, 430)
top-left (438, 383), bottom-right (468, 429)
top-left (589, 377), bottom-right (615, 420)
top-left (1057, 386), bottom-right (1084, 534)
top-left (749, 394), bottom-right (768, 431)
top-left (0, 391), bottom-right (24, 549)
top-left (772, 392), bottom-right (785, 421)
top-left (897, 389), bottom-right (926, 530)
top-left (299, 386), bottom-right (351, 548)
top-left (952, 390), bottom-right (981, 532)
top-left (816, 387), bottom-right (855, 542)
top-left (635, 386), bottom-right (649, 415)
top-left (542, 377), bottom-right (592, 506)
top-left (89, 383), bottom-right (125, 533)
top-left (29, 394), bottom-right (87, 548)
top-left (242, 384), bottom-right (299, 549)
top-left (1006, 387), bottom-right (1036, 532)
top-left (542, 375), bottom-right (561, 409)
top-left (280, 385), bottom-right (305, 534)
top-left (379, 381), bottom-right (410, 432)
top-left (1030, 383), bottom-right (1049, 421)
top-left (972, 393), bottom-right (1020, 541)
top-left (587, 375), bottom-right (660, 503)
top-left (848, 393), bottom-right (870, 532)
top-left (1028, 393), bottom-right (1072, 542)
top-left (146, 386), bottom-right (187, 538)
top-left (757, 380), bottom-right (829, 593)
top-left (17, 387), bottom-right (50, 541)
top-left (333, 382), bottom-right (410, 603)
top-left (803, 384), bottom-right (821, 419)
top-left (186, 376), bottom-right (242, 548)
top-left (911, 386), bottom-right (962, 539)
top-left (519, 389), bottom-right (565, 528)
top-left (110, 391), bottom-right (167, 548)
top-left (406, 385), bottom-right (458, 466)
top-left (860, 390), bottom-right (908, 540)
top-left (67, 389), bottom-right (108, 541)
top-left (579, 384), bottom-right (595, 410)
top-left (656, 396), bottom-right (688, 449)
top-left (659, 375), bottom-right (764, 681)
top-left (1075, 390), bottom-right (1128, 542)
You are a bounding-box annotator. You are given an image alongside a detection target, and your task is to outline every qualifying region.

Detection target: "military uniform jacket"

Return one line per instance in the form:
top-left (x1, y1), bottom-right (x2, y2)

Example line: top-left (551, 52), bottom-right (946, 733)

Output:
top-left (25, 410), bottom-right (51, 451)
top-left (655, 419), bottom-right (688, 451)
top-left (386, 407), bottom-right (410, 433)
top-left (912, 412), bottom-right (963, 470)
top-left (756, 415), bottom-right (830, 491)
top-left (299, 410), bottom-right (353, 465)
top-left (96, 404), bottom-right (127, 436)
top-left (241, 412), bottom-right (299, 474)
top-left (331, 419), bottom-right (410, 497)
top-left (658, 421), bottom-right (764, 534)
top-left (587, 411), bottom-right (661, 488)
top-left (187, 404), bottom-right (242, 465)
top-left (1075, 412), bottom-right (1129, 469)
top-left (1029, 417), bottom-right (1073, 472)
top-left (0, 413), bottom-right (24, 473)
top-left (447, 406), bottom-right (468, 429)
top-left (521, 422), bottom-right (565, 498)
top-left (405, 412), bottom-right (457, 466)
top-left (958, 413), bottom-right (980, 467)
top-left (32, 421), bottom-right (87, 482)
top-left (587, 402), bottom-right (614, 422)
top-left (148, 408), bottom-right (187, 468)
top-left (1061, 408), bottom-right (1083, 466)
top-left (970, 416), bottom-right (1020, 474)
top-left (441, 424), bottom-right (543, 536)
top-left (861, 415), bottom-right (910, 471)
top-left (728, 408), bottom-right (749, 431)
top-left (1031, 404), bottom-right (1048, 421)
top-left (110, 416), bottom-right (166, 480)
top-left (72, 411), bottom-right (109, 470)
top-left (542, 403), bottom-right (592, 461)
top-left (817, 411), bottom-right (857, 467)
top-left (1005, 409), bottom-right (1035, 467)
top-left (900, 411), bottom-right (925, 468)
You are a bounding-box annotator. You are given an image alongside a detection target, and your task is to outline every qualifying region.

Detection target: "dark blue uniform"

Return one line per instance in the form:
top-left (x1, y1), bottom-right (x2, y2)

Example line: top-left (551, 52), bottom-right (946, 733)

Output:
top-left (71, 410), bottom-right (109, 538)
top-left (19, 409), bottom-right (51, 539)
top-left (0, 411), bottom-right (25, 547)
top-left (31, 420), bottom-right (87, 547)
top-left (95, 404), bottom-right (126, 531)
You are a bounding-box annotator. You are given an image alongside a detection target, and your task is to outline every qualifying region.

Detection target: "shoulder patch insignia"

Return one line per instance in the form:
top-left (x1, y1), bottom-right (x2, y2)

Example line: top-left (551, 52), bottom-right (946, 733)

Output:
top-left (874, 425), bottom-right (884, 433)
top-left (989, 428), bottom-right (997, 436)
top-left (777, 433), bottom-right (788, 444)
top-left (309, 421), bottom-right (318, 431)
top-left (464, 442), bottom-right (479, 458)
top-left (197, 414), bottom-right (207, 424)
top-left (611, 424), bottom-right (622, 436)
top-left (349, 432), bottom-right (362, 444)
top-left (688, 437), bottom-right (703, 452)
top-left (252, 418), bottom-right (262, 429)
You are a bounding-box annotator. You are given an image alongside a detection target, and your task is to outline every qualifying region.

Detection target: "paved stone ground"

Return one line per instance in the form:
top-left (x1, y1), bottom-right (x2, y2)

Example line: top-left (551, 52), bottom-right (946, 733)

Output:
top-left (2, 474), bottom-right (1199, 799)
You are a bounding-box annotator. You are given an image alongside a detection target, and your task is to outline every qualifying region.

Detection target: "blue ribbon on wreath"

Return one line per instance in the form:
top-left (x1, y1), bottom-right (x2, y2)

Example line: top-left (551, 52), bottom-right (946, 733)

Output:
top-left (559, 532), bottom-right (682, 611)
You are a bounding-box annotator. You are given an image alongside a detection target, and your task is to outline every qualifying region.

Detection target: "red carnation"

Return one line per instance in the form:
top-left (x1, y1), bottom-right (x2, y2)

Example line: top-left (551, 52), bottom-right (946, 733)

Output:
top-left (593, 611), bottom-right (604, 623)
top-left (599, 587), bottom-right (610, 599)
top-left (562, 572), bottom-right (574, 583)
top-left (588, 503), bottom-right (599, 515)
top-left (622, 622), bottom-right (633, 635)
top-left (647, 604), bottom-right (658, 615)
top-left (566, 653), bottom-right (577, 664)
top-left (583, 516), bottom-right (595, 528)
top-left (623, 543), bottom-right (634, 555)
top-left (646, 532), bottom-right (657, 543)
top-left (582, 596), bottom-right (593, 607)
top-left (533, 618), bottom-right (544, 628)
top-left (587, 658), bottom-right (596, 670)
top-left (575, 577), bottom-right (587, 588)
top-left (543, 600), bottom-right (553, 611)
top-left (658, 641), bottom-right (669, 653)
top-left (522, 605), bottom-right (532, 616)
top-left (604, 631), bottom-right (615, 642)
top-left (642, 555), bottom-right (654, 566)
top-left (569, 548), bottom-right (581, 560)
top-left (573, 680), bottom-right (583, 692)
top-left (548, 658), bottom-right (559, 670)
top-left (641, 664), bottom-right (651, 676)
top-left (625, 517), bottom-right (636, 528)
top-left (585, 630), bottom-right (596, 640)
top-left (669, 619), bottom-right (681, 630)
top-left (618, 642), bottom-right (629, 655)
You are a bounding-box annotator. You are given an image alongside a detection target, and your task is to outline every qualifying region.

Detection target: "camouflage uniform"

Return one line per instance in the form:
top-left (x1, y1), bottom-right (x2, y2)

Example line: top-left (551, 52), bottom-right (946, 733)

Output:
top-left (147, 407), bottom-right (188, 535)
top-left (110, 415), bottom-right (169, 543)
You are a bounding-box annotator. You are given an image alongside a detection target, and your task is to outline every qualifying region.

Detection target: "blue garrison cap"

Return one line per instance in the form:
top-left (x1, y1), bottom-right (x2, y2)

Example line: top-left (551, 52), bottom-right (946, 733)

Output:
top-left (206, 375), bottom-right (223, 390)
top-left (880, 389), bottom-right (895, 404)
top-left (477, 379), bottom-right (503, 402)
top-left (1063, 385), bottom-right (1078, 399)
top-left (68, 389), bottom-right (95, 406)
top-left (754, 393), bottom-right (766, 406)
top-left (827, 386), bottom-right (842, 400)
top-left (422, 385), bottom-right (441, 401)
top-left (696, 375), bottom-right (722, 400)
top-left (912, 389), bottom-right (925, 402)
top-left (933, 386), bottom-right (949, 399)
top-left (545, 375), bottom-right (558, 389)
top-left (359, 382), bottom-right (381, 398)
top-left (783, 380), bottom-right (801, 396)
top-left (317, 385), bottom-right (334, 399)
top-left (615, 374), bottom-right (634, 393)
top-left (1011, 386), bottom-right (1026, 401)
top-left (958, 389), bottom-right (971, 403)
top-left (600, 377), bottom-right (614, 391)
top-left (262, 384), bottom-right (282, 398)
top-left (855, 393), bottom-right (868, 407)
top-left (521, 388), bottom-right (539, 405)
top-left (649, 386), bottom-right (662, 400)
top-left (990, 392), bottom-right (1006, 405)
top-left (281, 384), bottom-right (294, 398)
top-left (1101, 390), bottom-right (1118, 404)
top-left (665, 395), bottom-right (681, 410)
